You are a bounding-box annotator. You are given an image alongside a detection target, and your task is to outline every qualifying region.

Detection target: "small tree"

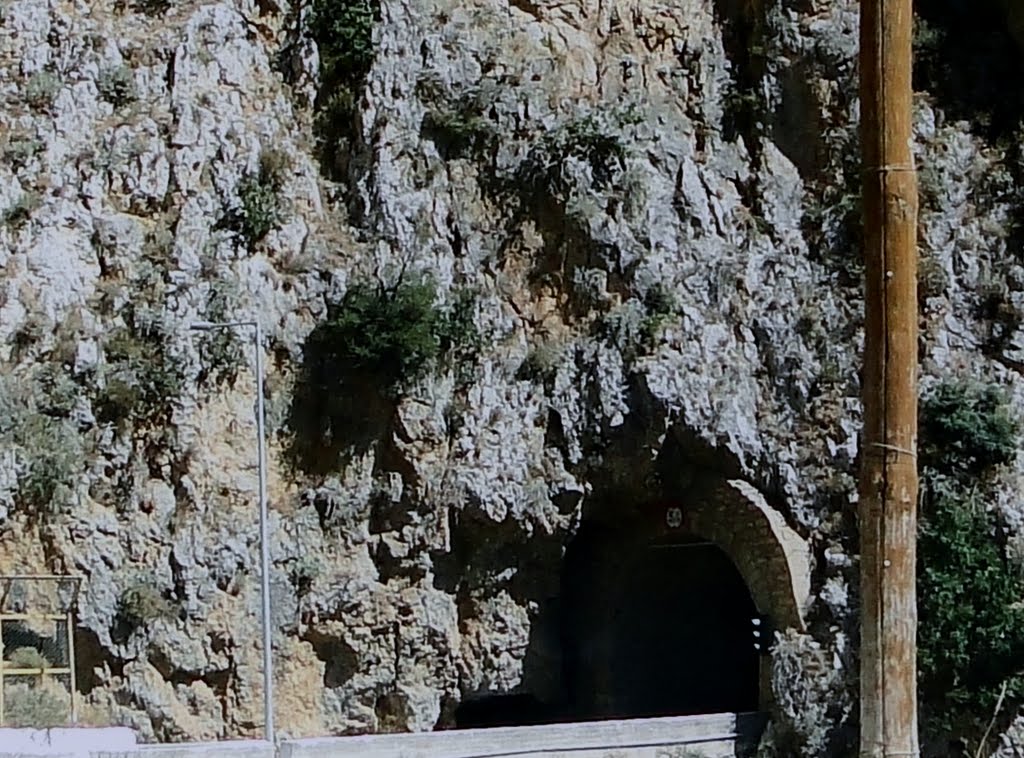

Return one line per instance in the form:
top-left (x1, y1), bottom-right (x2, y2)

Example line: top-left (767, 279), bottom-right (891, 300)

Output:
top-left (917, 379), bottom-right (1024, 750)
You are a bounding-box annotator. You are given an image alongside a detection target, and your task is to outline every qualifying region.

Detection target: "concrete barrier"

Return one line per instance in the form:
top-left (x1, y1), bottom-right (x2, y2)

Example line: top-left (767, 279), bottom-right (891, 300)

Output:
top-left (0, 727), bottom-right (136, 757)
top-left (279, 713), bottom-right (768, 758)
top-left (96, 740), bottom-right (274, 758)
top-left (1, 713), bottom-right (766, 758)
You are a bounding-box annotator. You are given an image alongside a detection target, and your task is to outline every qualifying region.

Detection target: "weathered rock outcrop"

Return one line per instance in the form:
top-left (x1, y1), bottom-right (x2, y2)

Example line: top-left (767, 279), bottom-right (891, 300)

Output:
top-left (2, 0), bottom-right (1024, 755)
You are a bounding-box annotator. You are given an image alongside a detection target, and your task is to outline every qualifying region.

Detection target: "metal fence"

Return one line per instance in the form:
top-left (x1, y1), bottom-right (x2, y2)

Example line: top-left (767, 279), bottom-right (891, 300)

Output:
top-left (0, 575), bottom-right (83, 727)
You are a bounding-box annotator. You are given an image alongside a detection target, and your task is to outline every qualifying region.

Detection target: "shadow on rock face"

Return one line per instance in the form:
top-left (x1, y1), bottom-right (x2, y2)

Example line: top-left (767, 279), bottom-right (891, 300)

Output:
top-left (914, 0), bottom-right (1024, 139)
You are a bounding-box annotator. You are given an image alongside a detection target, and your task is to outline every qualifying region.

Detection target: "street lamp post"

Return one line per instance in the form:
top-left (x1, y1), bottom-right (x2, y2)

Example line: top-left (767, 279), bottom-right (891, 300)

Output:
top-left (190, 320), bottom-right (274, 744)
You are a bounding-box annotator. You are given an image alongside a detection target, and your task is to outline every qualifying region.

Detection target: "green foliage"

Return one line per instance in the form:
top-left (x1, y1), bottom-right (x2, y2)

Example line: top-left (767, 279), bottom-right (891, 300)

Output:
top-left (517, 341), bottom-right (566, 384)
top-left (308, 0), bottom-right (378, 180)
top-left (127, 0), bottom-right (172, 14)
top-left (0, 368), bottom-right (84, 518)
top-left (97, 65), bottom-right (137, 108)
top-left (7, 646), bottom-right (50, 670)
top-left (3, 681), bottom-right (68, 727)
top-left (641, 283), bottom-right (678, 340)
top-left (195, 281), bottom-right (246, 387)
top-left (288, 554), bottom-right (323, 596)
top-left (309, 0), bottom-right (378, 91)
top-left (421, 87), bottom-right (496, 160)
top-left (518, 112), bottom-right (636, 201)
top-left (312, 88), bottom-right (357, 179)
top-left (310, 281), bottom-right (440, 389)
top-left (2, 192), bottom-right (42, 229)
top-left (96, 318), bottom-right (183, 427)
top-left (117, 578), bottom-right (174, 629)
top-left (16, 415), bottom-right (82, 516)
top-left (917, 380), bottom-right (1024, 748)
top-left (920, 379), bottom-right (1018, 481)
top-left (24, 70), bottom-right (60, 111)
top-left (4, 134), bottom-right (44, 170)
top-left (594, 288), bottom-right (677, 363)
top-left (288, 280), bottom-right (479, 472)
top-left (802, 127), bottom-right (863, 285)
top-left (918, 475), bottom-right (1024, 745)
top-left (237, 150), bottom-right (289, 245)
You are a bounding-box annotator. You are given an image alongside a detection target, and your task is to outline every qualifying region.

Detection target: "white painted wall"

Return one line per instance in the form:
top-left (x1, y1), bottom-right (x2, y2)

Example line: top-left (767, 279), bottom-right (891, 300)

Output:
top-left (0, 713), bottom-right (766, 758)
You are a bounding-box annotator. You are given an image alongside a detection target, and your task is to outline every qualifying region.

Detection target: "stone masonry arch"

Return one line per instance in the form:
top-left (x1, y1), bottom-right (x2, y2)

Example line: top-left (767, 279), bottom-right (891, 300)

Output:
top-left (656, 479), bottom-right (812, 633)
top-left (560, 477), bottom-right (813, 719)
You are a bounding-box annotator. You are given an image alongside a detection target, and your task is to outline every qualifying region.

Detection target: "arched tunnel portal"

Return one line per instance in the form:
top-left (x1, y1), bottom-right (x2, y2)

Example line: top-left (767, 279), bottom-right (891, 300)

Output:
top-left (453, 479), bottom-right (811, 728)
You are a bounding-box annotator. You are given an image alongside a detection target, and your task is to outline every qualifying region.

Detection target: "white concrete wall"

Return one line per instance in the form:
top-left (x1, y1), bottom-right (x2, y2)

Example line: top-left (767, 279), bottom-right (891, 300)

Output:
top-left (279, 713), bottom-right (760, 758)
top-left (96, 740), bottom-right (274, 758)
top-left (1, 714), bottom-right (766, 758)
top-left (0, 727), bottom-right (135, 757)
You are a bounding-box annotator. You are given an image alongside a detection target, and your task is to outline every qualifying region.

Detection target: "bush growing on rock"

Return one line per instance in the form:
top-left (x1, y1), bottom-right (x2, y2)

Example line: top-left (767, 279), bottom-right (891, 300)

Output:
top-left (4, 134), bottom-right (44, 170)
top-left (1, 192), bottom-right (42, 230)
top-left (2, 680), bottom-right (68, 728)
top-left (194, 278), bottom-right (246, 387)
top-left (310, 0), bottom-right (378, 90)
top-left (918, 379), bottom-right (1024, 749)
top-left (0, 369), bottom-right (84, 519)
top-left (920, 379), bottom-right (1017, 481)
top-left (23, 71), bottom-right (60, 111)
top-left (237, 150), bottom-right (289, 245)
top-left (117, 578), bottom-right (174, 631)
top-left (309, 0), bottom-right (380, 178)
top-left (97, 65), bottom-right (137, 108)
top-left (287, 279), bottom-right (478, 472)
top-left (96, 318), bottom-right (183, 427)
top-left (518, 111), bottom-right (636, 201)
top-left (420, 85), bottom-right (497, 160)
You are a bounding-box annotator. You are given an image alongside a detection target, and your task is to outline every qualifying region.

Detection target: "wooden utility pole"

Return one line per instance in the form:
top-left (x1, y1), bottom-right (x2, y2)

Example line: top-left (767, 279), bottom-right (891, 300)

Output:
top-left (859, 0), bottom-right (919, 756)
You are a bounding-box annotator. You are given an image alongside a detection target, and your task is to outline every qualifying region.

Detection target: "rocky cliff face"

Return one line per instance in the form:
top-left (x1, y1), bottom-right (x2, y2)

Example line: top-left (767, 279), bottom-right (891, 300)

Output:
top-left (2, 0), bottom-right (1023, 754)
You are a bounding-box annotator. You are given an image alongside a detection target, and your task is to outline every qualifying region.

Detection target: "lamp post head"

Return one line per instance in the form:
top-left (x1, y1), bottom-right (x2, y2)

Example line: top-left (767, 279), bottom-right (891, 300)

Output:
top-left (189, 320), bottom-right (257, 331)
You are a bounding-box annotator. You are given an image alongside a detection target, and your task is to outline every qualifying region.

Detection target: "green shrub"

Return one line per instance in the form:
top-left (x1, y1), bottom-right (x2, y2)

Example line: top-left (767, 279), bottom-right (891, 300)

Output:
top-left (0, 367), bottom-right (84, 518)
top-left (3, 680), bottom-right (68, 727)
top-left (801, 127), bottom-right (862, 284)
top-left (287, 280), bottom-right (478, 471)
top-left (594, 288), bottom-right (676, 363)
top-left (24, 71), bottom-right (60, 111)
top-left (6, 646), bottom-right (50, 670)
top-left (309, 0), bottom-right (378, 91)
top-left (117, 578), bottom-right (174, 629)
top-left (421, 89), bottom-right (496, 160)
top-left (4, 134), bottom-right (44, 169)
top-left (918, 379), bottom-right (1024, 749)
top-left (517, 341), bottom-right (566, 384)
top-left (96, 319), bottom-right (183, 426)
top-left (920, 379), bottom-right (1018, 480)
top-left (2, 192), bottom-right (42, 229)
top-left (97, 65), bottom-right (137, 107)
top-left (641, 283), bottom-right (678, 343)
top-left (918, 475), bottom-right (1024, 746)
top-left (128, 0), bottom-right (172, 14)
top-left (195, 281), bottom-right (246, 386)
top-left (309, 0), bottom-right (379, 179)
top-left (16, 415), bottom-right (82, 516)
top-left (518, 112), bottom-right (634, 201)
top-left (308, 280), bottom-right (440, 390)
top-left (288, 554), bottom-right (323, 595)
top-left (312, 87), bottom-right (358, 179)
top-left (237, 150), bottom-right (289, 245)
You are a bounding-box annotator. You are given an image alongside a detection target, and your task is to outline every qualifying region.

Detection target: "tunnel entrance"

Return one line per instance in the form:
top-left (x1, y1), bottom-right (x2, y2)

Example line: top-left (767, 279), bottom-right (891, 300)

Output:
top-left (448, 483), bottom-right (811, 731)
top-left (561, 526), bottom-right (761, 722)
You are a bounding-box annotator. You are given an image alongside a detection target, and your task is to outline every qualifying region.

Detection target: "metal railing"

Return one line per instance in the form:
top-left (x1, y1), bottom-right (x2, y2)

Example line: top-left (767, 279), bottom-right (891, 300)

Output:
top-left (0, 574), bottom-right (83, 727)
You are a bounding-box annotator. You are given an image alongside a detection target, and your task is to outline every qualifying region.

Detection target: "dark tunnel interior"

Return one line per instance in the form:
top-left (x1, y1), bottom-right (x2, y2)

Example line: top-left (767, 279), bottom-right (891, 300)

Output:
top-left (453, 524), bottom-right (761, 729)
